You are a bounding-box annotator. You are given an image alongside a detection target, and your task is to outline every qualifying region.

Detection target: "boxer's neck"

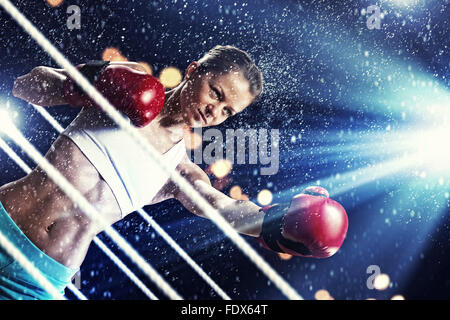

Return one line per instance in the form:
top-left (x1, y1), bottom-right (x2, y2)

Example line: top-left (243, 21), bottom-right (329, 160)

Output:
top-left (148, 85), bottom-right (187, 142)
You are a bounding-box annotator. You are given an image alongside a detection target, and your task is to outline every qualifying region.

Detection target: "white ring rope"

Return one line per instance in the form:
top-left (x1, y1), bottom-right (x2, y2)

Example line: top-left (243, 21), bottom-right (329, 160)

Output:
top-left (0, 0), bottom-right (302, 299)
top-left (92, 237), bottom-right (158, 300)
top-left (0, 134), bottom-right (157, 300)
top-left (32, 104), bottom-right (65, 133)
top-left (137, 209), bottom-right (231, 300)
top-left (32, 103), bottom-right (229, 300)
top-left (0, 138), bottom-right (66, 299)
top-left (0, 137), bottom-right (66, 299)
top-left (0, 231), bottom-right (65, 300)
top-left (0, 136), bottom-right (30, 173)
top-left (0, 116), bottom-right (182, 300)
top-left (66, 283), bottom-right (88, 301)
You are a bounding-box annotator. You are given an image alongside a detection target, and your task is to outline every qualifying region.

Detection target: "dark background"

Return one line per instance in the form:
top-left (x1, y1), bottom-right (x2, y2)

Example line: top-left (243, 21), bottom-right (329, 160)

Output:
top-left (0, 0), bottom-right (449, 300)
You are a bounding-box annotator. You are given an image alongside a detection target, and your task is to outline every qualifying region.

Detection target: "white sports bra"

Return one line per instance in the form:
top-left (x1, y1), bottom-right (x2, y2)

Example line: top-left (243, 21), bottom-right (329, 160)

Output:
top-left (62, 107), bottom-right (186, 217)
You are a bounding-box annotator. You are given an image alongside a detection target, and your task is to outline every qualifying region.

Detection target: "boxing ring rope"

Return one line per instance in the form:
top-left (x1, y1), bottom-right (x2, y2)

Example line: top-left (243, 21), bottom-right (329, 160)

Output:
top-left (136, 209), bottom-right (231, 300)
top-left (31, 103), bottom-right (231, 300)
top-left (66, 282), bottom-right (88, 300)
top-left (0, 0), bottom-right (303, 300)
top-left (0, 136), bottom-right (30, 173)
top-left (32, 104), bottom-right (65, 133)
top-left (0, 137), bottom-right (69, 300)
top-left (92, 237), bottom-right (158, 300)
top-left (0, 136), bottom-right (156, 300)
top-left (0, 114), bottom-right (182, 300)
top-left (0, 231), bottom-right (66, 300)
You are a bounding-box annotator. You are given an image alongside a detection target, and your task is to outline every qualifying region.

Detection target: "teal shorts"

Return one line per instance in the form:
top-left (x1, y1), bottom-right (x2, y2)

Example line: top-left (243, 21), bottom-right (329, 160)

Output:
top-left (0, 201), bottom-right (79, 300)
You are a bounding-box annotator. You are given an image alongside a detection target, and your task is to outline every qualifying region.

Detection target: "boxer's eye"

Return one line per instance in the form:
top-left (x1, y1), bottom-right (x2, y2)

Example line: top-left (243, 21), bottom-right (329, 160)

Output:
top-left (210, 85), bottom-right (222, 100)
top-left (224, 108), bottom-right (232, 116)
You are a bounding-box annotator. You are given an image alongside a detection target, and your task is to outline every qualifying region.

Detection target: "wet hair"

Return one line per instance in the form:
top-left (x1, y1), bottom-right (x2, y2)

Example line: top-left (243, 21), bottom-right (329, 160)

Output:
top-left (196, 45), bottom-right (263, 99)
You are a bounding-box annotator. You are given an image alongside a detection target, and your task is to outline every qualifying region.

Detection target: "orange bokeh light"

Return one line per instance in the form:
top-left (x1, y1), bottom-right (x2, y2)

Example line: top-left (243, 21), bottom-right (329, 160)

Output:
top-left (102, 47), bottom-right (128, 62)
top-left (137, 61), bottom-right (153, 75)
top-left (229, 185), bottom-right (242, 199)
top-left (278, 253), bottom-right (292, 260)
top-left (159, 66), bottom-right (183, 88)
top-left (228, 185), bottom-right (249, 200)
top-left (314, 289), bottom-right (334, 300)
top-left (240, 194), bottom-right (249, 201)
top-left (47, 0), bottom-right (64, 7)
top-left (183, 130), bottom-right (202, 150)
top-left (209, 159), bottom-right (232, 179)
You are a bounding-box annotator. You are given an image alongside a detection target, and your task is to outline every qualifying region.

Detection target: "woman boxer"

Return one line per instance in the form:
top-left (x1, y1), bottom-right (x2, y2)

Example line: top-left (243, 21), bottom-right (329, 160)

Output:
top-left (0, 45), bottom-right (348, 299)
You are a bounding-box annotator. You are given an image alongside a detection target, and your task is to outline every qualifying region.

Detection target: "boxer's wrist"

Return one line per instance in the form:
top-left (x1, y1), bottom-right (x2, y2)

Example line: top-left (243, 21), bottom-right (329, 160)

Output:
top-left (258, 203), bottom-right (314, 256)
top-left (258, 204), bottom-right (288, 253)
top-left (215, 199), bottom-right (264, 237)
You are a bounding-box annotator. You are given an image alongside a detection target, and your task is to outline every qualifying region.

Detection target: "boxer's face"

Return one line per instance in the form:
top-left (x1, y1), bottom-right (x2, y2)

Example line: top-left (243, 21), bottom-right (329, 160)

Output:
top-left (180, 62), bottom-right (254, 128)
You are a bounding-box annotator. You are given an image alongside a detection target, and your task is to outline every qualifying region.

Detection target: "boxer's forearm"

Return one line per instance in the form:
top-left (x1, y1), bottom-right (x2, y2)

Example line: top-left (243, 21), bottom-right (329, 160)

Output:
top-left (12, 66), bottom-right (67, 106)
top-left (176, 179), bottom-right (265, 237)
top-left (12, 62), bottom-right (148, 107)
top-left (218, 199), bottom-right (264, 237)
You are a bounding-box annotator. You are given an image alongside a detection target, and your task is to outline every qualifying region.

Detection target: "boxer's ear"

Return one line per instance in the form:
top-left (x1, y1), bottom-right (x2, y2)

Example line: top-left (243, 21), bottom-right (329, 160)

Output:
top-left (184, 61), bottom-right (200, 80)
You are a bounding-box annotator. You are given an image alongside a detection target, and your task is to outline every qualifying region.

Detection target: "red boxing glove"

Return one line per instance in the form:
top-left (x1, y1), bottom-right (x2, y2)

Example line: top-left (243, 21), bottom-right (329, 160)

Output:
top-left (63, 61), bottom-right (165, 127)
top-left (257, 186), bottom-right (348, 258)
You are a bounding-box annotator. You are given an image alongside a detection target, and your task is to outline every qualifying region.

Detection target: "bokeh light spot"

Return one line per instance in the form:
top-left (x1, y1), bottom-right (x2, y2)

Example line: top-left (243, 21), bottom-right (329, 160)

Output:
top-left (102, 47), bottom-right (128, 62)
top-left (47, 0), bottom-right (64, 7)
top-left (315, 289), bottom-right (334, 300)
top-left (374, 273), bottom-right (391, 291)
top-left (159, 67), bottom-right (182, 88)
top-left (257, 189), bottom-right (273, 206)
top-left (137, 61), bottom-right (153, 75)
top-left (210, 159), bottom-right (232, 179)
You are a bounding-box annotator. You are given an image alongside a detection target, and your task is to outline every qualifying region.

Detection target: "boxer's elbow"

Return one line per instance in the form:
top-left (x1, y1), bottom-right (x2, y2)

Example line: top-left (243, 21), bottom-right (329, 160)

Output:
top-left (12, 72), bottom-right (28, 99)
top-left (12, 66), bottom-right (67, 106)
top-left (12, 67), bottom-right (44, 100)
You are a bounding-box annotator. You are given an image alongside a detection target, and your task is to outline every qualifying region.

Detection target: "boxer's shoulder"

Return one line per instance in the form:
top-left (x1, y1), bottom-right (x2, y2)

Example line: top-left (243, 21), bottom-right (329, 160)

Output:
top-left (150, 154), bottom-right (210, 204)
